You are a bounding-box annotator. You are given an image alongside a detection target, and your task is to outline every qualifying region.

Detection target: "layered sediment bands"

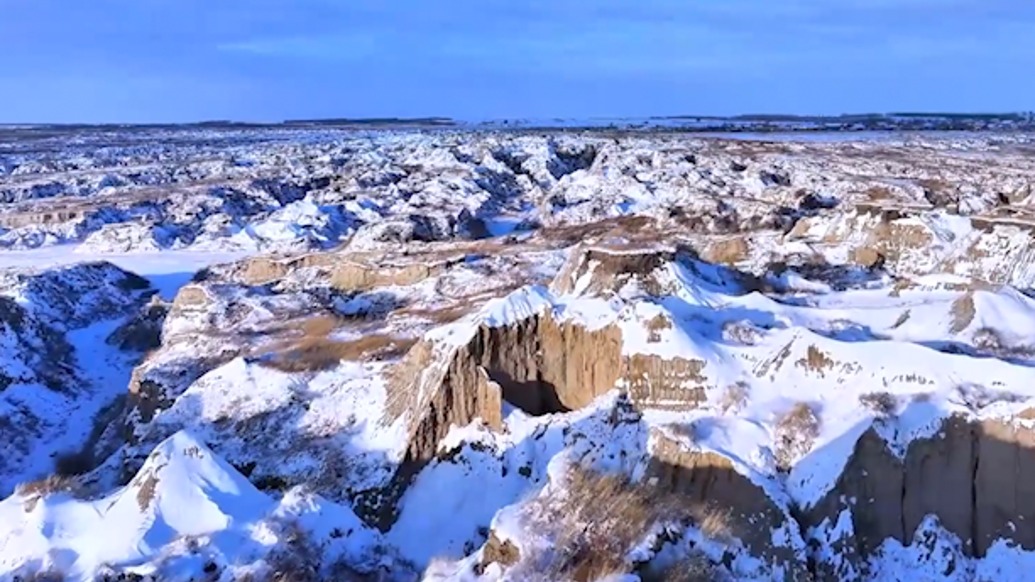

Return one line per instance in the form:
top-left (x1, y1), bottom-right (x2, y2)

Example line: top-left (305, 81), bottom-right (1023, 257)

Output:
top-left (805, 414), bottom-right (1035, 571)
top-left (792, 205), bottom-right (1035, 288)
top-left (226, 252), bottom-right (457, 290)
top-left (170, 284), bottom-right (211, 311)
top-left (647, 430), bottom-right (808, 575)
top-left (699, 236), bottom-right (750, 266)
top-left (552, 247), bottom-right (679, 296)
top-left (227, 256), bottom-right (293, 285)
top-left (793, 210), bottom-right (937, 270)
top-left (623, 355), bottom-right (707, 410)
top-left (552, 244), bottom-right (762, 300)
top-left (329, 261), bottom-right (450, 291)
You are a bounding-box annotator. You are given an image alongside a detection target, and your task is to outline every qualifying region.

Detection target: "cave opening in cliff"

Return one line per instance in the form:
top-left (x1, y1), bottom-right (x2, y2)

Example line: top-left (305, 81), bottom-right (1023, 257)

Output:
top-left (486, 367), bottom-right (572, 416)
top-left (465, 314), bottom-right (624, 417)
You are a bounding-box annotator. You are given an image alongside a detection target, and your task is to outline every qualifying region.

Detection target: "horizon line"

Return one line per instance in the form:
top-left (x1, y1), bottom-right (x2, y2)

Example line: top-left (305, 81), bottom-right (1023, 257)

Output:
top-left (2, 110), bottom-right (1034, 128)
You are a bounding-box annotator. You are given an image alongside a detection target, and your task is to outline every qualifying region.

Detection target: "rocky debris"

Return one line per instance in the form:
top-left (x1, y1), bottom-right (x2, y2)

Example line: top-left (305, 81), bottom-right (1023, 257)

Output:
top-left (476, 531), bottom-right (522, 575)
top-left (106, 295), bottom-right (169, 351)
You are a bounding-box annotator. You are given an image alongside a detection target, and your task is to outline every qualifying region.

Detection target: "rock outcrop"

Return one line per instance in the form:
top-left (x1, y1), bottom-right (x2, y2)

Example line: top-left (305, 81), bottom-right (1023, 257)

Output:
top-left (804, 413), bottom-right (1035, 576)
top-left (0, 261), bottom-right (151, 329)
top-left (383, 310), bottom-right (706, 480)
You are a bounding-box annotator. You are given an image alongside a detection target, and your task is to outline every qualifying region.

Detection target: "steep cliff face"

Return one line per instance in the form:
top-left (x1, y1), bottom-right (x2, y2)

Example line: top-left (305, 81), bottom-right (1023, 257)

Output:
top-left (646, 429), bottom-right (809, 576)
top-left (375, 314), bottom-right (627, 529)
top-left (805, 413), bottom-right (1035, 576)
top-left (473, 316), bottom-right (625, 415)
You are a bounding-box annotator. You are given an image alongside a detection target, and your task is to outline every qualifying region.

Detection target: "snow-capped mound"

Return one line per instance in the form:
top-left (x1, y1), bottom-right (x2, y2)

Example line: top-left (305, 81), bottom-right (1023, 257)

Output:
top-left (241, 198), bottom-right (358, 250)
top-left (542, 170), bottom-right (654, 226)
top-left (0, 430), bottom-right (267, 579)
top-left (75, 223), bottom-right (168, 253)
top-left (120, 355), bottom-right (403, 502)
top-left (112, 430), bottom-right (270, 537)
top-left (0, 430), bottom-right (391, 582)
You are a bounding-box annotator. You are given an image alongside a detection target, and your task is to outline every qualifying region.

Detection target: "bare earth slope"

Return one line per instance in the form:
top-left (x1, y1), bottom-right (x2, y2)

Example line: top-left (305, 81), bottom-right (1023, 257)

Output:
top-left (4, 128), bottom-right (1035, 581)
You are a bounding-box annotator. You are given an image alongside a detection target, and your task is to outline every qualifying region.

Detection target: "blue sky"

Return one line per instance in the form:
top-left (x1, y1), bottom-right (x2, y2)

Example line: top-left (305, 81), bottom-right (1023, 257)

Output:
top-left (1, 0), bottom-right (1032, 123)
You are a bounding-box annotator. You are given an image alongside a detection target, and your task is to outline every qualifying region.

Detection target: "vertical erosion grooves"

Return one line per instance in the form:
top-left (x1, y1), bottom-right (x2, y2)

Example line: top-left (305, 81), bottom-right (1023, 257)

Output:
top-left (803, 413), bottom-right (1035, 576)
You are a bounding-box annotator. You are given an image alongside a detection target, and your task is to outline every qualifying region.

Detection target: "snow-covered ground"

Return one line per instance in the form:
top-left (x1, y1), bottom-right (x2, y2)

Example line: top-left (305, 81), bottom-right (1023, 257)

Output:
top-left (6, 127), bottom-right (1035, 581)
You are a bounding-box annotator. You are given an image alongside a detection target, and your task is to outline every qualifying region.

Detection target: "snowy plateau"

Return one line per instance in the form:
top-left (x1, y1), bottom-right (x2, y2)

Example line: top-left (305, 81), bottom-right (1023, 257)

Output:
top-left (5, 125), bottom-right (1035, 581)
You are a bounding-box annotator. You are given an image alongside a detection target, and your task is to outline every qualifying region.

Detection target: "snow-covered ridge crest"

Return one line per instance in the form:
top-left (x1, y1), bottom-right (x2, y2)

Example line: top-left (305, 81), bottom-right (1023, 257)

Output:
top-left (0, 260), bottom-right (152, 329)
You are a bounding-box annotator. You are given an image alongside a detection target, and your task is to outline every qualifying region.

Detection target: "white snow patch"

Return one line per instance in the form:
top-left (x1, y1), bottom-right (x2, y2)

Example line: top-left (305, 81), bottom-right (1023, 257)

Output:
top-left (0, 247), bottom-right (249, 300)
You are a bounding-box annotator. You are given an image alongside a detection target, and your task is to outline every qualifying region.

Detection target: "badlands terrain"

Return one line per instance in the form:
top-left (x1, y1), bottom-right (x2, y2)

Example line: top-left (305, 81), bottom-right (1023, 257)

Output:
top-left (4, 124), bottom-right (1035, 580)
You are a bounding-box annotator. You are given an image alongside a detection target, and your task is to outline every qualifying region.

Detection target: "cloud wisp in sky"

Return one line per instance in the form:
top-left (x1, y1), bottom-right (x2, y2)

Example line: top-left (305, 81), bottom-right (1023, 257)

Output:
top-left (1, 0), bottom-right (1032, 122)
